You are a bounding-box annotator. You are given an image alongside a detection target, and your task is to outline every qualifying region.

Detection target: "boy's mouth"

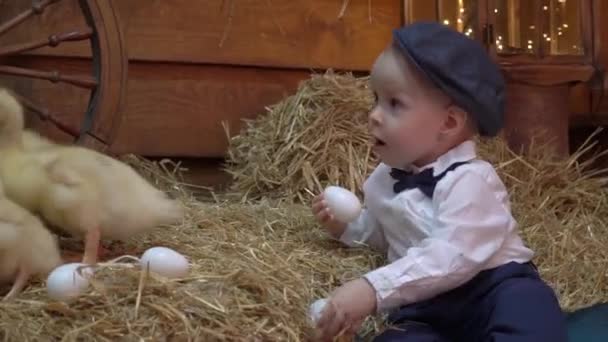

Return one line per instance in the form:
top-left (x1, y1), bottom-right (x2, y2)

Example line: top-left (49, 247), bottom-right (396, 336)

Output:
top-left (373, 137), bottom-right (386, 147)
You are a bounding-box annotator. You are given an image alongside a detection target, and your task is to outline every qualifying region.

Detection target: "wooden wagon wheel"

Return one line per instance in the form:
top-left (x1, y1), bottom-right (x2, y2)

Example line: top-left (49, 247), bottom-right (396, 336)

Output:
top-left (0, 0), bottom-right (127, 151)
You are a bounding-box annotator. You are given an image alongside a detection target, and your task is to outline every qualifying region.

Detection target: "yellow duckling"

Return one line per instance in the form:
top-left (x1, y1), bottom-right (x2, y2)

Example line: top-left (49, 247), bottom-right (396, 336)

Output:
top-left (0, 88), bottom-right (184, 265)
top-left (0, 179), bottom-right (62, 301)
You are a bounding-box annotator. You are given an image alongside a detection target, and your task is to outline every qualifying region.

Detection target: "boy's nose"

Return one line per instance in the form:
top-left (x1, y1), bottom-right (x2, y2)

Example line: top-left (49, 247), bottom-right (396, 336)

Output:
top-left (368, 107), bottom-right (382, 126)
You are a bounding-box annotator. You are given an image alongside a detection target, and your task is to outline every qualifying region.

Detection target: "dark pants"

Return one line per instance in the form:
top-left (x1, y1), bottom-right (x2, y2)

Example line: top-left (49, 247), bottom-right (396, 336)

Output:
top-left (373, 262), bottom-right (567, 342)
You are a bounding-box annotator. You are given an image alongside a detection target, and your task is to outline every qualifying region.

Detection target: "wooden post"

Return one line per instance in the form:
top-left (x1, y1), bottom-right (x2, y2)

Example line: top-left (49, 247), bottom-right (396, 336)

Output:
top-left (503, 82), bottom-right (570, 156)
top-left (500, 64), bottom-right (595, 157)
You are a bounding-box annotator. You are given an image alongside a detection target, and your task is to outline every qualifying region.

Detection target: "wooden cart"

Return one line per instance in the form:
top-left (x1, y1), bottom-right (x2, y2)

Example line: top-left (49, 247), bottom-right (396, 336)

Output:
top-left (0, 0), bottom-right (127, 152)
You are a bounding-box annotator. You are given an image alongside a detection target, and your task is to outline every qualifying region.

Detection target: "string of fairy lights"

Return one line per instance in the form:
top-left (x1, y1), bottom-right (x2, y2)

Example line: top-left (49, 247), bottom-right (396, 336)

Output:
top-left (440, 0), bottom-right (578, 54)
top-left (442, 0), bottom-right (473, 37)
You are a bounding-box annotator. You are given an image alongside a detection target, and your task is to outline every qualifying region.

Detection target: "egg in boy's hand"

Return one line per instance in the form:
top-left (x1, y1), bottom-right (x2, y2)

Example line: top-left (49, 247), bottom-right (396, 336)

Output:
top-left (312, 186), bottom-right (361, 238)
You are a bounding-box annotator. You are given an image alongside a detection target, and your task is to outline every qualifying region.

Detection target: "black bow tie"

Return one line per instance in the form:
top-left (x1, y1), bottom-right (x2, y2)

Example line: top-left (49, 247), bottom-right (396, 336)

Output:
top-left (390, 161), bottom-right (469, 198)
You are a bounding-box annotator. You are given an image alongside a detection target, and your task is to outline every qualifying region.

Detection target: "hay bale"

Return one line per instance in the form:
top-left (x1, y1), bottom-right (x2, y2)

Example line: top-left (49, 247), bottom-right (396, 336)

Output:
top-left (224, 70), bottom-right (376, 202)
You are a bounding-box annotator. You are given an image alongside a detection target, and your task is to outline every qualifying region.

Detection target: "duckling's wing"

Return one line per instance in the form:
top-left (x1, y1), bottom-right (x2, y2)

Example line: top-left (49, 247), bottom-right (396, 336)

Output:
top-left (0, 221), bottom-right (19, 249)
top-left (45, 158), bottom-right (86, 187)
top-left (40, 157), bottom-right (101, 235)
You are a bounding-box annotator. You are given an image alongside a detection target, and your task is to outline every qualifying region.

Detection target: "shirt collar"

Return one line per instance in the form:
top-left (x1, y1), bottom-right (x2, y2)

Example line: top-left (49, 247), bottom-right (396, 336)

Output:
top-left (408, 140), bottom-right (477, 176)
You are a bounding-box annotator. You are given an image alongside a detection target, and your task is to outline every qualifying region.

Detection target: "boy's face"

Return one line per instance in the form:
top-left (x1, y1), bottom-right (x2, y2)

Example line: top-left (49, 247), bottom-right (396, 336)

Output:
top-left (368, 45), bottom-right (451, 168)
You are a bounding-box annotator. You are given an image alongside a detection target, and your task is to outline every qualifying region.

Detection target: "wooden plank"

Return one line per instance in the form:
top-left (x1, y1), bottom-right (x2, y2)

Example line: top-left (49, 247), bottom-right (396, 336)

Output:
top-left (403, 0), bottom-right (437, 23)
top-left (113, 61), bottom-right (309, 157)
top-left (1, 56), bottom-right (310, 157)
top-left (501, 64), bottom-right (595, 85)
top-left (568, 82), bottom-right (591, 117)
top-left (0, 0), bottom-right (399, 71)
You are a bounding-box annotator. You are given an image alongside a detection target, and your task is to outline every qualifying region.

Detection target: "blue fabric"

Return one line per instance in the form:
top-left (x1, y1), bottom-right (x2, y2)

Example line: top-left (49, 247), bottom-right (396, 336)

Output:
top-left (390, 161), bottom-right (469, 198)
top-left (373, 262), bottom-right (567, 342)
top-left (566, 303), bottom-right (608, 342)
top-left (392, 22), bottom-right (505, 137)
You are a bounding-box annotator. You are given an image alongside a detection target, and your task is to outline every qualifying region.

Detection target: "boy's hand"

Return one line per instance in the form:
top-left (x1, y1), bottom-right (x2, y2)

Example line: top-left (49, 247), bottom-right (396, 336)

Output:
top-left (314, 278), bottom-right (377, 341)
top-left (312, 193), bottom-right (348, 238)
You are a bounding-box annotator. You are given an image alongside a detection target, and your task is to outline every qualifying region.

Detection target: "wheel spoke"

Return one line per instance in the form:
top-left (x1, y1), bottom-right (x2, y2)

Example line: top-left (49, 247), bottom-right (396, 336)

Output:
top-left (0, 0), bottom-right (62, 36)
top-left (14, 93), bottom-right (80, 138)
top-left (0, 28), bottom-right (93, 57)
top-left (0, 65), bottom-right (97, 89)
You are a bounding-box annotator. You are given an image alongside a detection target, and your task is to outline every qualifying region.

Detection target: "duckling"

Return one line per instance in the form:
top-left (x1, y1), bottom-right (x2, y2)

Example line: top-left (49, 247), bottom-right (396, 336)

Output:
top-left (0, 179), bottom-right (62, 300)
top-left (0, 88), bottom-right (184, 265)
top-left (21, 130), bottom-right (55, 151)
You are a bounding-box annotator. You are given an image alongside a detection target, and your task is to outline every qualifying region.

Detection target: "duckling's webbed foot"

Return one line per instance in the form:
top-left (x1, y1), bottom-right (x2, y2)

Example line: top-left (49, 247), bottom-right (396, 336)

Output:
top-left (2, 266), bottom-right (30, 301)
top-left (82, 226), bottom-right (101, 265)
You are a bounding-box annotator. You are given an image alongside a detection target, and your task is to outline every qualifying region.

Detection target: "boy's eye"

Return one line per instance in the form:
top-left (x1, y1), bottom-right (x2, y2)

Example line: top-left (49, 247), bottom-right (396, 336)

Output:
top-left (390, 98), bottom-right (401, 108)
top-left (372, 92), bottom-right (378, 104)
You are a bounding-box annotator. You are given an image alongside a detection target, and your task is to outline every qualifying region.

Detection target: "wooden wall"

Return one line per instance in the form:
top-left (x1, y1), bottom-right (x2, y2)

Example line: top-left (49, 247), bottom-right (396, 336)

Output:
top-left (0, 0), bottom-right (400, 158)
top-left (2, 0), bottom-right (608, 164)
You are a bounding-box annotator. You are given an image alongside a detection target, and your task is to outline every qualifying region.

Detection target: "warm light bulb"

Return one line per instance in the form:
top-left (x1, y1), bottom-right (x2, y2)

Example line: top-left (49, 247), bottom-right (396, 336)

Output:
top-left (563, 24), bottom-right (569, 28)
top-left (494, 8), bottom-right (498, 13)
top-left (528, 40), bottom-right (533, 44)
top-left (457, 18), bottom-right (463, 24)
top-left (528, 44), bottom-right (533, 49)
top-left (460, 8), bottom-right (465, 13)
top-left (543, 5), bottom-right (548, 10)
top-left (443, 19), bottom-right (450, 25)
top-left (546, 37), bottom-right (551, 42)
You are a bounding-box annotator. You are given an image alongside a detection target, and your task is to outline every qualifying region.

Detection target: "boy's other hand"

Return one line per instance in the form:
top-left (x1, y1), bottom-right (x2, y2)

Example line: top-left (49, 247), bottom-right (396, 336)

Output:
top-left (314, 278), bottom-right (377, 341)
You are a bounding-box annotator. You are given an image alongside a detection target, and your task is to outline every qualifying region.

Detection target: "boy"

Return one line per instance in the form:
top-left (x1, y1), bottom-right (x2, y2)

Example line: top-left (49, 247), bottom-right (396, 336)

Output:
top-left (311, 22), bottom-right (567, 342)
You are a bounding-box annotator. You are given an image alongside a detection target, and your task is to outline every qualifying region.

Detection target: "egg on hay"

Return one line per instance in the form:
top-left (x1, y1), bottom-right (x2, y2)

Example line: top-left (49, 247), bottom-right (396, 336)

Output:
top-left (46, 263), bottom-right (93, 302)
top-left (139, 246), bottom-right (190, 279)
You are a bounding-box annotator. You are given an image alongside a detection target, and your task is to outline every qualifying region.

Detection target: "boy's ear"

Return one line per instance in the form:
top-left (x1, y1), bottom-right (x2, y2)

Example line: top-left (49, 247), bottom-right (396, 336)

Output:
top-left (440, 104), bottom-right (468, 136)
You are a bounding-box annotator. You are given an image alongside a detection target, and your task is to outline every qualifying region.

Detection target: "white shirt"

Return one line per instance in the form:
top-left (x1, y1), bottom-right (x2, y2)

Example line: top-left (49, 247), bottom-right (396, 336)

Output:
top-left (339, 140), bottom-right (534, 313)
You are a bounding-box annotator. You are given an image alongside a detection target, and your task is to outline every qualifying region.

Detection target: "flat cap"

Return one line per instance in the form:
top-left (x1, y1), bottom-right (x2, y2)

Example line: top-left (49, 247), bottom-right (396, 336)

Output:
top-left (393, 22), bottom-right (505, 137)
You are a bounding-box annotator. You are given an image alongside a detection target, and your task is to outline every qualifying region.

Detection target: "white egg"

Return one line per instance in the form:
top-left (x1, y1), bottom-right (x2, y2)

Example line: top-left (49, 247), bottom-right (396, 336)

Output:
top-left (323, 186), bottom-right (362, 223)
top-left (46, 263), bottom-right (92, 301)
top-left (139, 247), bottom-right (190, 279)
top-left (309, 298), bottom-right (329, 325)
